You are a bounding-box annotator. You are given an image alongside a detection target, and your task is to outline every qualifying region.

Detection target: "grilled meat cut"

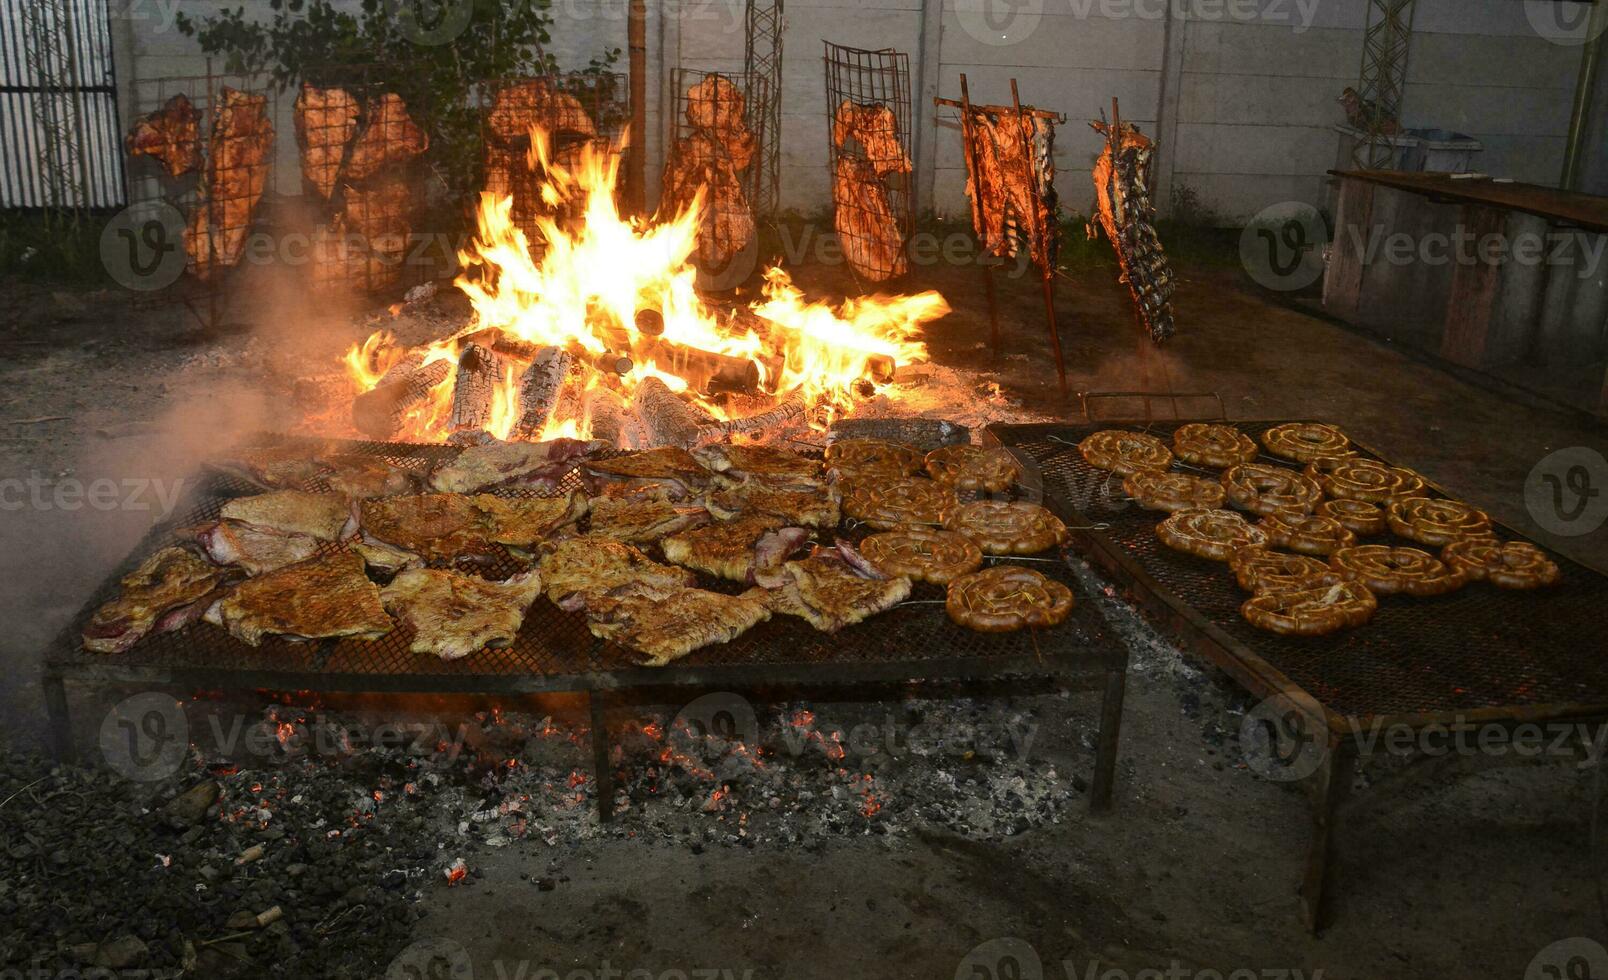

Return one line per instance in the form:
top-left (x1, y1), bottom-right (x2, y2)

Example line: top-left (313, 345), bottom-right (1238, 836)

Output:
top-left (471, 491), bottom-right (589, 548)
top-left (203, 550), bottom-right (392, 647)
top-left (188, 88), bottom-right (275, 279)
top-left (693, 444), bottom-right (822, 490)
top-left (208, 443), bottom-right (329, 489)
top-left (833, 156), bottom-right (907, 282)
top-left (429, 438), bottom-right (605, 494)
top-left (662, 130), bottom-right (755, 273)
top-left (184, 520), bottom-right (320, 575)
top-left (661, 514), bottom-right (807, 583)
top-left (1090, 118), bottom-right (1174, 343)
top-left (706, 483), bottom-right (841, 529)
top-left (126, 93), bottom-right (200, 177)
top-left (381, 568), bottom-right (543, 661)
top-left (582, 447), bottom-right (711, 499)
top-left (347, 93), bottom-right (428, 180)
top-left (320, 454), bottom-right (419, 499)
top-left (352, 540), bottom-right (425, 576)
top-left (763, 545), bottom-right (912, 632)
top-left (487, 80), bottom-right (596, 144)
top-left (584, 582), bottom-right (771, 666)
top-left (588, 496), bottom-right (710, 544)
top-left (83, 548), bottom-right (237, 653)
top-left (539, 536), bottom-right (697, 611)
top-left (359, 494), bottom-right (494, 562)
top-left (220, 490), bottom-right (353, 541)
top-left (833, 100), bottom-right (912, 177)
top-left (293, 84), bottom-right (359, 199)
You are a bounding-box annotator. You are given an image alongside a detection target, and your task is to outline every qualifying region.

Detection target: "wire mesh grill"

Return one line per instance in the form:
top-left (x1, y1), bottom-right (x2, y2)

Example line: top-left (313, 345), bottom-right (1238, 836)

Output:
top-left (664, 69), bottom-right (767, 287)
top-left (991, 422), bottom-right (1608, 722)
top-left (122, 70), bottom-right (278, 326)
top-left (49, 438), bottom-right (1121, 689)
top-left (482, 72), bottom-right (628, 246)
top-left (824, 43), bottom-right (913, 284)
top-left (743, 0), bottom-right (784, 219)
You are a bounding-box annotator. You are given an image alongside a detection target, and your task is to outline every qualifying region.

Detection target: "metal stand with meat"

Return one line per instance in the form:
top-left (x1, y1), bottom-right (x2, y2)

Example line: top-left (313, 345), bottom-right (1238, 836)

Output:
top-left (937, 75), bottom-right (1068, 395)
top-left (292, 81), bottom-right (429, 293)
top-left (484, 74), bottom-right (625, 242)
top-left (184, 87), bottom-right (275, 281)
top-left (661, 72), bottom-right (758, 285)
top-left (824, 43), bottom-right (914, 284)
top-left (125, 93), bottom-right (201, 178)
top-left (1090, 99), bottom-right (1176, 345)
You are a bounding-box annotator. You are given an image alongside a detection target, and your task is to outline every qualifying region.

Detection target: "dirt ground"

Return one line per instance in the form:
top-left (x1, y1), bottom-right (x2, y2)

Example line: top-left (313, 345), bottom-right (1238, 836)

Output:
top-left (1, 230), bottom-right (1605, 978)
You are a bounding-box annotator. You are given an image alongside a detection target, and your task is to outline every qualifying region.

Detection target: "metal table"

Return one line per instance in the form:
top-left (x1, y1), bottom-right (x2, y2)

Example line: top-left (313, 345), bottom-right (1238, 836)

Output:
top-left (988, 419), bottom-right (1608, 930)
top-left (43, 437), bottom-right (1131, 816)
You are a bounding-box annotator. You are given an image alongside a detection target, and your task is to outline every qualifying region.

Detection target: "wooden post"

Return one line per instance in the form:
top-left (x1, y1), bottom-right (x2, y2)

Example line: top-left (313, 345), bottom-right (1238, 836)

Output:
top-left (1014, 78), bottom-right (1066, 397)
top-left (1440, 204), bottom-right (1506, 369)
top-left (627, 0), bottom-right (648, 216)
top-left (1323, 175), bottom-right (1375, 323)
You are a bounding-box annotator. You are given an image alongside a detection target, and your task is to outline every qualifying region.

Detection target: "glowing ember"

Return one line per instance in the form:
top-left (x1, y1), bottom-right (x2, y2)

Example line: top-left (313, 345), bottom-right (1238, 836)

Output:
top-left (342, 127), bottom-right (950, 443)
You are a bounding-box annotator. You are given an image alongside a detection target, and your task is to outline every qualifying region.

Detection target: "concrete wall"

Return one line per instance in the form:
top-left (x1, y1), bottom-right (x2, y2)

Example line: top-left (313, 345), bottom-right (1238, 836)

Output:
top-left (109, 0), bottom-right (1598, 224)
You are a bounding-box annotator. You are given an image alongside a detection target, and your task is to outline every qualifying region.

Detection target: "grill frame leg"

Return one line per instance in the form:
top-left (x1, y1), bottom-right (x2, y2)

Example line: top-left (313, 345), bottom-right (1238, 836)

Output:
top-left (1089, 665), bottom-right (1126, 812)
top-left (589, 690), bottom-right (613, 824)
top-left (1299, 739), bottom-right (1355, 933)
top-left (43, 671), bottom-right (74, 763)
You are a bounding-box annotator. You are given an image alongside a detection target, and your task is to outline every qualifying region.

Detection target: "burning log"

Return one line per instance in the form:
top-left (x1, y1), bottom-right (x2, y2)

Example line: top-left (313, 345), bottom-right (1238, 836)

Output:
top-left (695, 398), bottom-right (806, 444)
top-left (633, 377), bottom-right (710, 448)
top-left (449, 343), bottom-right (507, 435)
top-left (512, 346), bottom-right (575, 440)
top-left (352, 359), bottom-right (451, 439)
top-left (634, 338), bottom-right (760, 394)
top-left (828, 417), bottom-right (971, 451)
top-left (585, 385), bottom-right (648, 449)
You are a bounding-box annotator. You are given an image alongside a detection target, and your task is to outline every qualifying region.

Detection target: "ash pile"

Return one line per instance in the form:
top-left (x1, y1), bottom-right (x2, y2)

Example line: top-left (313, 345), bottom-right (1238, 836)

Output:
top-left (0, 692), bottom-right (1085, 977)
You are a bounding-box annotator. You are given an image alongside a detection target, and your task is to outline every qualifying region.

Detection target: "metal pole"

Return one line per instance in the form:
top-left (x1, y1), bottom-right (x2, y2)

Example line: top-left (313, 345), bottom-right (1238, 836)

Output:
top-left (957, 74), bottom-right (1002, 355)
top-left (1561, 1), bottom-right (1608, 190)
top-left (627, 0), bottom-right (647, 215)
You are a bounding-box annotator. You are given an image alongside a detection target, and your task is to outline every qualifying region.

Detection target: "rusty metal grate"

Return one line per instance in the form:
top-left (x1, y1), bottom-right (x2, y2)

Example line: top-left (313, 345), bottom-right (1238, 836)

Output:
top-left (990, 421), bottom-right (1608, 724)
top-left (46, 437), bottom-right (1123, 692)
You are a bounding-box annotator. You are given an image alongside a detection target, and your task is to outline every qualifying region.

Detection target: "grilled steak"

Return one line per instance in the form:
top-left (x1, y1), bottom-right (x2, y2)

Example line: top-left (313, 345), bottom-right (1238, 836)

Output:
top-left (352, 540), bottom-right (425, 576)
top-left (539, 537), bottom-right (697, 611)
top-left (358, 494), bottom-right (494, 561)
top-left (320, 454), bottom-right (419, 499)
top-left (293, 84), bottom-right (359, 199)
top-left (662, 514), bottom-right (802, 583)
top-left (184, 520), bottom-right (320, 575)
top-left (429, 438), bottom-right (605, 494)
top-left (763, 546), bottom-right (912, 632)
top-left (220, 490), bottom-right (353, 540)
top-left (381, 568), bottom-right (543, 661)
top-left (126, 93), bottom-right (200, 177)
top-left (471, 491), bottom-right (589, 548)
top-left (588, 497), bottom-right (710, 544)
top-left (204, 550), bottom-right (392, 646)
top-left (693, 444), bottom-right (822, 490)
top-left (706, 482), bottom-right (841, 529)
top-left (83, 548), bottom-right (237, 653)
top-left (207, 443), bottom-right (329, 489)
top-left (581, 447), bottom-right (711, 499)
top-left (585, 582), bottom-right (771, 666)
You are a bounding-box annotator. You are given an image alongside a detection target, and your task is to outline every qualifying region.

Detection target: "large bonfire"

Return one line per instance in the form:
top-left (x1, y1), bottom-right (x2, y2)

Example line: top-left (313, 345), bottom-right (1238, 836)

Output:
top-left (343, 129), bottom-right (951, 446)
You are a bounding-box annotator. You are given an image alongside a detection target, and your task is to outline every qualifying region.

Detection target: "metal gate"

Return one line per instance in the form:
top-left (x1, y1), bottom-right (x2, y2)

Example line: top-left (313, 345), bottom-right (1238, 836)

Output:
top-left (0, 0), bottom-right (125, 210)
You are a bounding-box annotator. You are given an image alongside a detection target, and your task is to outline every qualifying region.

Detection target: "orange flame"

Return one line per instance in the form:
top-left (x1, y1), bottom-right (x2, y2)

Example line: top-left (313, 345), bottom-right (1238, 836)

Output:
top-left (341, 126), bottom-right (949, 443)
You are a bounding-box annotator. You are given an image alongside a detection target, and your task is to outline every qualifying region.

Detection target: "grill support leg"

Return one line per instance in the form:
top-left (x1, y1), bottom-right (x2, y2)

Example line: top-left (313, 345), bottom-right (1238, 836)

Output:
top-left (1089, 666), bottom-right (1126, 812)
top-left (590, 691), bottom-right (613, 824)
top-left (1300, 740), bottom-right (1355, 933)
top-left (43, 672), bottom-right (74, 763)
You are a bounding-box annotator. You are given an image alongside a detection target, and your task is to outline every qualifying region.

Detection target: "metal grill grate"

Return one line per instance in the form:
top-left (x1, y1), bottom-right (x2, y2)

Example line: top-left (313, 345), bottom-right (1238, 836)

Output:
top-left (48, 437), bottom-right (1122, 691)
top-left (991, 421), bottom-right (1608, 723)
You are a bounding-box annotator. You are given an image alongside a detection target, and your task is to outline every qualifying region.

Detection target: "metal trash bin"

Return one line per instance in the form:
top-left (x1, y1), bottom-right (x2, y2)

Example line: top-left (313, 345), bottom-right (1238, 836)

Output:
top-left (1406, 128), bottom-right (1483, 173)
